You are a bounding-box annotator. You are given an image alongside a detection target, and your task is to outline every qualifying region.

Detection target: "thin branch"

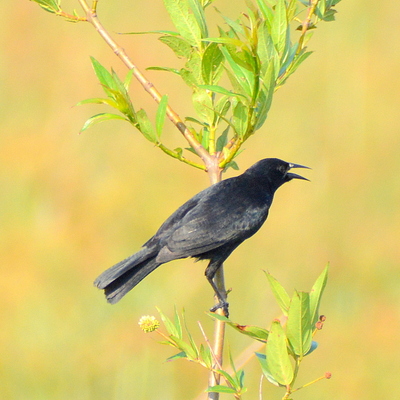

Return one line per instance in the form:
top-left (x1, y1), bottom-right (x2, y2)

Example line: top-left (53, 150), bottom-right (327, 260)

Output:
top-left (157, 143), bottom-right (206, 170)
top-left (205, 163), bottom-right (225, 400)
top-left (297, 0), bottom-right (319, 54)
top-left (197, 321), bottom-right (224, 371)
top-left (194, 339), bottom-right (264, 400)
top-left (258, 374), bottom-right (264, 400)
top-left (78, 0), bottom-right (213, 169)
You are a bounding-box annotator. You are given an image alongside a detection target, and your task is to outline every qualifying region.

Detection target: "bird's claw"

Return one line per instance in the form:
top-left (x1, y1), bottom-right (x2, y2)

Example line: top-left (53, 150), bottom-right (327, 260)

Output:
top-left (210, 301), bottom-right (230, 318)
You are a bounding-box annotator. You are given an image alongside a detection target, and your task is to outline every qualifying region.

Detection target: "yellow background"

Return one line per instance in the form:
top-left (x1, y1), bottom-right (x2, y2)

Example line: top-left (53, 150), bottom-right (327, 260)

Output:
top-left (1, 1), bottom-right (399, 399)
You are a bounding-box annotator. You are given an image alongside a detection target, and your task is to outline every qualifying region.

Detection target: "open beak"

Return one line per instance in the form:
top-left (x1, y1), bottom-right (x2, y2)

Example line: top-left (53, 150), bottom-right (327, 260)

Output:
top-left (286, 163), bottom-right (311, 181)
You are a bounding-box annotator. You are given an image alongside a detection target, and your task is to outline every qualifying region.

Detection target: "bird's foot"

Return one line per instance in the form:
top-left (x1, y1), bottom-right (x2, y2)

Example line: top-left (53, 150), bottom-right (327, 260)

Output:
top-left (210, 301), bottom-right (230, 318)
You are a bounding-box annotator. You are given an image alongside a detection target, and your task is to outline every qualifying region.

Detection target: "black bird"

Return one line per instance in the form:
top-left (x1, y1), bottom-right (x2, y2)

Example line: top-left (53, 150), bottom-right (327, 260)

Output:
top-left (94, 158), bottom-right (309, 313)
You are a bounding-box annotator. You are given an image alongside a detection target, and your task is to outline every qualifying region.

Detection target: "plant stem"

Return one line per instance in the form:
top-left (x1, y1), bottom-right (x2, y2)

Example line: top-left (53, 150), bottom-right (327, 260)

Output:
top-left (206, 158), bottom-right (225, 400)
top-left (78, 0), bottom-right (211, 167)
top-left (297, 0), bottom-right (319, 54)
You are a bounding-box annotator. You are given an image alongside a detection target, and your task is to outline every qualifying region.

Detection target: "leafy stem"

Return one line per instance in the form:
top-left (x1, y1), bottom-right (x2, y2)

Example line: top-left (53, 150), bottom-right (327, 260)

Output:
top-left (297, 0), bottom-right (319, 54)
top-left (77, 0), bottom-right (213, 169)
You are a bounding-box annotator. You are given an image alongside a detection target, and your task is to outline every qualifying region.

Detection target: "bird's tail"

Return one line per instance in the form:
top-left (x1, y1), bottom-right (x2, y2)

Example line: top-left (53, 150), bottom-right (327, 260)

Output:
top-left (94, 249), bottom-right (161, 304)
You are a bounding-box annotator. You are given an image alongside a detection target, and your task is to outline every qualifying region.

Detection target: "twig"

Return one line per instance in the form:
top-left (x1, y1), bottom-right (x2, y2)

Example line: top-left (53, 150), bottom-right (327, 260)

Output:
top-left (205, 167), bottom-right (225, 399)
top-left (197, 321), bottom-right (223, 371)
top-left (77, 0), bottom-right (213, 169)
top-left (258, 374), bottom-right (264, 400)
top-left (297, 0), bottom-right (319, 54)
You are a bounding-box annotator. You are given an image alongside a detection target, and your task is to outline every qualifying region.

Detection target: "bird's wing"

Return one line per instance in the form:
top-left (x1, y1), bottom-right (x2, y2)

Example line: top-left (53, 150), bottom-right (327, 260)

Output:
top-left (142, 191), bottom-right (203, 248)
top-left (156, 181), bottom-right (270, 262)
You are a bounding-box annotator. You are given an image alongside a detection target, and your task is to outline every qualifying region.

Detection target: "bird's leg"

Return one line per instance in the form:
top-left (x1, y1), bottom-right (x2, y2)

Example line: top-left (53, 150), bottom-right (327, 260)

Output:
top-left (205, 260), bottom-right (229, 317)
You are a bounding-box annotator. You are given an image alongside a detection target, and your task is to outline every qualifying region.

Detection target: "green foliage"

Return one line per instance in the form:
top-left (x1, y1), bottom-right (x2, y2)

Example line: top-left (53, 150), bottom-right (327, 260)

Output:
top-left (30, 0), bottom-right (61, 14)
top-left (74, 0), bottom-right (340, 170)
top-left (154, 307), bottom-right (246, 397)
top-left (209, 312), bottom-right (269, 342)
top-left (257, 265), bottom-right (328, 396)
top-left (29, 0), bottom-right (85, 22)
top-left (150, 266), bottom-right (329, 398)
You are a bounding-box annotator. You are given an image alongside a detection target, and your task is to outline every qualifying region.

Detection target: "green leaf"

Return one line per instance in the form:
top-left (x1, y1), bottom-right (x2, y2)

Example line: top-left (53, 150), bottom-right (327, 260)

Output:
top-left (265, 320), bottom-right (294, 386)
top-left (206, 385), bottom-right (237, 394)
top-left (257, 21), bottom-right (279, 73)
top-left (185, 51), bottom-right (203, 85)
top-left (232, 102), bottom-right (248, 138)
top-left (199, 344), bottom-right (213, 369)
top-left (80, 113), bottom-right (127, 133)
top-left (122, 29), bottom-right (180, 36)
top-left (233, 323), bottom-right (269, 342)
top-left (156, 95), bottom-right (169, 139)
top-left (279, 42), bottom-right (298, 77)
top-left (201, 43), bottom-right (224, 85)
top-left (224, 68), bottom-right (249, 99)
top-left (265, 271), bottom-right (290, 315)
top-left (192, 88), bottom-right (214, 123)
top-left (286, 291), bottom-right (312, 357)
top-left (173, 306), bottom-right (183, 339)
top-left (214, 96), bottom-right (231, 125)
top-left (31, 0), bottom-right (61, 13)
top-left (221, 8), bottom-right (247, 34)
top-left (203, 36), bottom-right (245, 48)
top-left (163, 0), bottom-right (201, 47)
top-left (156, 307), bottom-right (180, 337)
top-left (217, 370), bottom-right (237, 388)
top-left (221, 47), bottom-right (254, 97)
top-left (147, 66), bottom-right (181, 75)
top-left (198, 85), bottom-right (246, 98)
top-left (170, 335), bottom-right (198, 360)
top-left (255, 62), bottom-right (276, 130)
top-left (182, 308), bottom-right (198, 358)
top-left (200, 126), bottom-right (210, 150)
top-left (316, 0), bottom-right (326, 17)
top-left (279, 50), bottom-right (312, 86)
top-left (256, 0), bottom-right (273, 23)
top-left (309, 265), bottom-right (329, 326)
top-left (321, 8), bottom-right (338, 22)
top-left (224, 160), bottom-right (239, 171)
top-left (188, 0), bottom-right (208, 38)
top-left (159, 35), bottom-right (193, 58)
top-left (255, 352), bottom-right (281, 387)
top-left (185, 116), bottom-right (206, 126)
top-left (136, 109), bottom-right (157, 142)
top-left (174, 147), bottom-right (184, 157)
top-left (76, 98), bottom-right (118, 108)
top-left (90, 57), bottom-right (117, 96)
top-left (235, 369), bottom-right (245, 391)
top-left (180, 68), bottom-right (198, 87)
top-left (124, 68), bottom-right (134, 90)
top-left (166, 351), bottom-right (186, 362)
top-left (88, 59), bottom-right (136, 119)
top-left (306, 340), bottom-right (319, 355)
top-left (109, 70), bottom-right (135, 116)
top-left (216, 125), bottom-right (229, 152)
top-left (208, 313), bottom-right (269, 342)
top-left (271, 0), bottom-right (288, 54)
top-left (287, 0), bottom-right (298, 22)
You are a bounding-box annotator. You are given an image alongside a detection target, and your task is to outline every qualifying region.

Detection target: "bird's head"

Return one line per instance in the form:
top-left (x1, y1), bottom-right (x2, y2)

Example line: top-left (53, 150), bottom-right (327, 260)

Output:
top-left (245, 158), bottom-right (310, 190)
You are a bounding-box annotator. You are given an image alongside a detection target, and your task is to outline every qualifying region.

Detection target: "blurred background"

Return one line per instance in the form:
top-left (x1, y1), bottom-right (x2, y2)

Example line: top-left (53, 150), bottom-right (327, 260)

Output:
top-left (1, 1), bottom-right (399, 399)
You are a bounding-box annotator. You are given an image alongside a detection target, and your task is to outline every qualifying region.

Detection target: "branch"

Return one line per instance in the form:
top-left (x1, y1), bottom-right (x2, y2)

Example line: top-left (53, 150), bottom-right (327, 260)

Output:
top-left (77, 0), bottom-right (214, 170)
top-left (297, 0), bottom-right (319, 54)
